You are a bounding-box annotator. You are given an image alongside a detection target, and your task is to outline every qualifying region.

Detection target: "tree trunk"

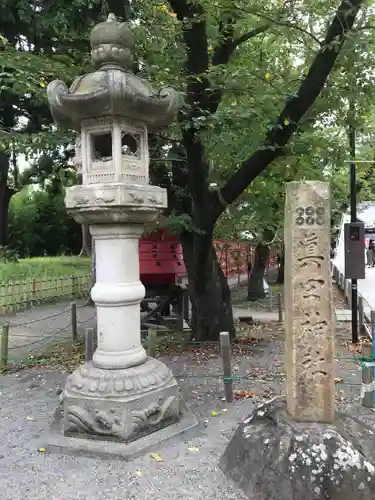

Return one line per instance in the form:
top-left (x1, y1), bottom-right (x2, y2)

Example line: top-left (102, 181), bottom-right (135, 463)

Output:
top-left (182, 233), bottom-right (234, 341)
top-left (0, 151), bottom-right (13, 247)
top-left (79, 223), bottom-right (91, 257)
top-left (0, 184), bottom-right (12, 247)
top-left (247, 241), bottom-right (270, 301)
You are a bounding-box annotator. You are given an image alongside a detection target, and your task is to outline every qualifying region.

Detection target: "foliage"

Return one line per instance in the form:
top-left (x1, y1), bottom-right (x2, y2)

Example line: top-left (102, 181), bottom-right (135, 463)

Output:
top-left (0, 245), bottom-right (18, 263)
top-left (8, 187), bottom-right (82, 257)
top-left (1, 0), bottom-right (372, 234)
top-left (0, 0), bottom-right (372, 338)
top-left (133, 0), bottom-right (371, 243)
top-left (0, 0), bottom-right (102, 151)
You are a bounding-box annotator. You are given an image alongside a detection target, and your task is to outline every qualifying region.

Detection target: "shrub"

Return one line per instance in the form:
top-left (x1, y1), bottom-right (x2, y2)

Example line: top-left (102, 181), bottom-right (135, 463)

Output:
top-left (0, 246), bottom-right (19, 263)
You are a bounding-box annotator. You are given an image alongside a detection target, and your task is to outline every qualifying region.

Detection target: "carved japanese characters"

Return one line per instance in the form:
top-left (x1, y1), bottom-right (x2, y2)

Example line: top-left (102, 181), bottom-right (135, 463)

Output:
top-left (284, 181), bottom-right (334, 423)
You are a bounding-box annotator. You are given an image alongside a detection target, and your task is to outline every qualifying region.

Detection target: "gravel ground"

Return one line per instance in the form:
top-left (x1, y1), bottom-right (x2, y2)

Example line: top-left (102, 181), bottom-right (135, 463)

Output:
top-left (0, 279), bottom-right (374, 499)
top-left (0, 367), bottom-right (251, 500)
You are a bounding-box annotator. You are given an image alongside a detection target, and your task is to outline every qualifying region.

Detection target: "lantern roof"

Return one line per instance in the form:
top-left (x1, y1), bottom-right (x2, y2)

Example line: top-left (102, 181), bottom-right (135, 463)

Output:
top-left (47, 14), bottom-right (180, 131)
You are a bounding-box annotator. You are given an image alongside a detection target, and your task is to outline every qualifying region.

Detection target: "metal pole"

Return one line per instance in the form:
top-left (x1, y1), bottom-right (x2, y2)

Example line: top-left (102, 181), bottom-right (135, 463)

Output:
top-left (349, 103), bottom-right (358, 345)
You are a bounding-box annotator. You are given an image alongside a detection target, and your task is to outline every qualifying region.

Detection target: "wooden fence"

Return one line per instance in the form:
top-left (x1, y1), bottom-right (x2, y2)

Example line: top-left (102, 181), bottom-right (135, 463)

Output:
top-left (0, 240), bottom-right (282, 315)
top-left (0, 275), bottom-right (91, 314)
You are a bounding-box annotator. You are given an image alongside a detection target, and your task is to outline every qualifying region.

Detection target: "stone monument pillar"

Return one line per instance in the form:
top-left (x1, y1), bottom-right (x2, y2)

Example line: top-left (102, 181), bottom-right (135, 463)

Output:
top-left (220, 181), bottom-right (375, 499)
top-left (284, 181), bottom-right (334, 423)
top-left (46, 14), bottom-right (196, 455)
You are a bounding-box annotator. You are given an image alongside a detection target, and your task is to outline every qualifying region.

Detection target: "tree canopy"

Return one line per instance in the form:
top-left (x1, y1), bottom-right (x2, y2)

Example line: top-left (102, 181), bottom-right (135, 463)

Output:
top-left (0, 0), bottom-right (374, 338)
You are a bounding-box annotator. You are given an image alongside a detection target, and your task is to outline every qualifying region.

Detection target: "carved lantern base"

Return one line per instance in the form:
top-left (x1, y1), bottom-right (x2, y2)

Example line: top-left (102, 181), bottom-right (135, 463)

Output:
top-left (63, 359), bottom-right (181, 442)
top-left (45, 181), bottom-right (198, 456)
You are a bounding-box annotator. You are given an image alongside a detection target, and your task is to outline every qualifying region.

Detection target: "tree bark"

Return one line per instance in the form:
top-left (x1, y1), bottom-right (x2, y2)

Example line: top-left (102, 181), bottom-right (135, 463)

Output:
top-left (0, 153), bottom-right (13, 247)
top-left (247, 241), bottom-right (270, 301)
top-left (79, 223), bottom-right (91, 257)
top-left (0, 184), bottom-right (12, 247)
top-left (182, 232), bottom-right (234, 341)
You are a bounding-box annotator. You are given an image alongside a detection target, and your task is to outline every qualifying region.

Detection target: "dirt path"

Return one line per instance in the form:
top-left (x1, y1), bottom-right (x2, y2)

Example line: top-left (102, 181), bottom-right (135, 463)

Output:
top-left (1, 273), bottom-right (250, 363)
top-left (2, 301), bottom-right (96, 363)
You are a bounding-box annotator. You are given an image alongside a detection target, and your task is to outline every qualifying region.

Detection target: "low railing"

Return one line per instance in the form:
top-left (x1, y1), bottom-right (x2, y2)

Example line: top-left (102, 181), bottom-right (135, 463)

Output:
top-left (331, 264), bottom-right (374, 337)
top-left (327, 263), bottom-right (375, 408)
top-left (0, 241), bottom-right (281, 314)
top-left (0, 275), bottom-right (91, 314)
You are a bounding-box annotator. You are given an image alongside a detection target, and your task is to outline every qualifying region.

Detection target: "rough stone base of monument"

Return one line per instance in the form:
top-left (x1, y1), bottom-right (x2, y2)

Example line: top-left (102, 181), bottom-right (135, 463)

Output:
top-left (220, 397), bottom-right (375, 500)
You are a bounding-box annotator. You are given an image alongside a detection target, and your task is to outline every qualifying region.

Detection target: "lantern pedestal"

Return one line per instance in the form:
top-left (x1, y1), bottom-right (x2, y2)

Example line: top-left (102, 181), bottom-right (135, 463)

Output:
top-left (62, 359), bottom-right (182, 443)
top-left (46, 396), bottom-right (198, 461)
top-left (51, 183), bottom-right (197, 448)
top-left (45, 13), bottom-right (197, 458)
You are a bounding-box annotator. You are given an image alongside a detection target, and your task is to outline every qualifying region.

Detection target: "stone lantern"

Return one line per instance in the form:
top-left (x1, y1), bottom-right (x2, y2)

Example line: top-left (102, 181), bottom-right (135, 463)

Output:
top-left (46, 14), bottom-right (195, 455)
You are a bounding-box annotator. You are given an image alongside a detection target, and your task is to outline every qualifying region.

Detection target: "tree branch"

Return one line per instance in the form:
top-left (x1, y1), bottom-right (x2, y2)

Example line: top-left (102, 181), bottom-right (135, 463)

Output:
top-left (235, 6), bottom-right (322, 45)
top-left (214, 0), bottom-right (365, 220)
top-left (167, 0), bottom-right (190, 20)
top-left (232, 25), bottom-right (270, 50)
top-left (205, 24), bottom-right (268, 115)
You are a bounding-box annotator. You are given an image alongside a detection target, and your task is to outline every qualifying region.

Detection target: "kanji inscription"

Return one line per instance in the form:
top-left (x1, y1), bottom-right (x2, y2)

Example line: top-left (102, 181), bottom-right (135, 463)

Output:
top-left (284, 181), bottom-right (334, 423)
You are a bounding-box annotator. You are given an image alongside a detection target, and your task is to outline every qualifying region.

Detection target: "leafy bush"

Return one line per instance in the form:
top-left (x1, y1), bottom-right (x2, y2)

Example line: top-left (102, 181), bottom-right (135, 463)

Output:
top-left (8, 187), bottom-right (82, 257)
top-left (0, 246), bottom-right (19, 263)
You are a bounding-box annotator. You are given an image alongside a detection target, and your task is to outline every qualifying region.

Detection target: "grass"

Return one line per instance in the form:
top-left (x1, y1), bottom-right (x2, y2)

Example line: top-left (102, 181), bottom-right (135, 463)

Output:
top-left (0, 256), bottom-right (91, 282)
top-left (0, 256), bottom-right (91, 314)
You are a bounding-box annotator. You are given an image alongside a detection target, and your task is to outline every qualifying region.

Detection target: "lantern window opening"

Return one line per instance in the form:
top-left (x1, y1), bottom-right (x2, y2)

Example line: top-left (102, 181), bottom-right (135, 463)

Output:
top-left (121, 132), bottom-right (139, 158)
top-left (90, 131), bottom-right (113, 162)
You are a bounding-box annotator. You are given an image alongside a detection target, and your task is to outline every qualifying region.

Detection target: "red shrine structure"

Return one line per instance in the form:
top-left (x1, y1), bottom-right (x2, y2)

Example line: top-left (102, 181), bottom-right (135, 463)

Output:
top-left (139, 229), bottom-right (186, 287)
top-left (138, 229), bottom-right (279, 329)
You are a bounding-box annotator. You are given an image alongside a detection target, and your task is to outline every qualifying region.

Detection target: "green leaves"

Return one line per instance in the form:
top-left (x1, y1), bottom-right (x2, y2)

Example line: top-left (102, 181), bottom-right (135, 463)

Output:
top-left (0, 0), bottom-right (372, 241)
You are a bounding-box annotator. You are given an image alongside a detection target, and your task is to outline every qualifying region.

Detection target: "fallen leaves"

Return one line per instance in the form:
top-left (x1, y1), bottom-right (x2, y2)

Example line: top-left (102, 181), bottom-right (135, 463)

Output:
top-left (150, 452), bottom-right (163, 462)
top-left (22, 340), bottom-right (86, 371)
top-left (234, 390), bottom-right (258, 400)
top-left (346, 342), bottom-right (362, 354)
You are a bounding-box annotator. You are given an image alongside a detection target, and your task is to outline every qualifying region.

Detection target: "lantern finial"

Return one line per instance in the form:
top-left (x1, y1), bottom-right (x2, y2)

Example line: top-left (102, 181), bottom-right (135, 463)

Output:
top-left (89, 13), bottom-right (135, 69)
